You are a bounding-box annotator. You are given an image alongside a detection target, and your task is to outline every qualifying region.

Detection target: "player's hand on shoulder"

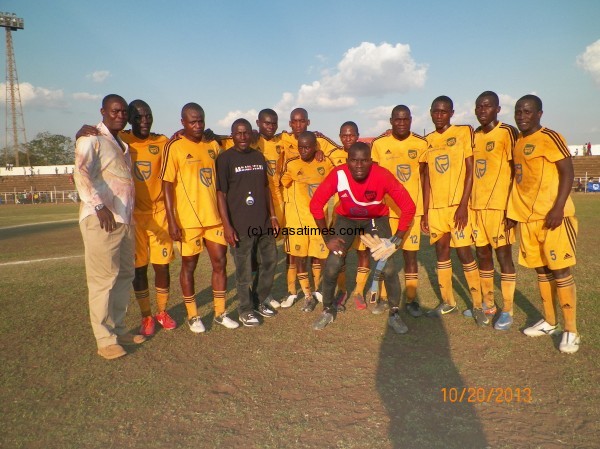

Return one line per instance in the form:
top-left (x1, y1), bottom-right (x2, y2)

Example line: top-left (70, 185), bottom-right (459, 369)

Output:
top-left (76, 124), bottom-right (99, 140)
top-left (315, 150), bottom-right (325, 162)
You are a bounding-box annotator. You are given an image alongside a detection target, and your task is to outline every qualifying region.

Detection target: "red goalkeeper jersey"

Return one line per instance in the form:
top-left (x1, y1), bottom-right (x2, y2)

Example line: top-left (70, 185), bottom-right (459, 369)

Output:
top-left (310, 164), bottom-right (416, 231)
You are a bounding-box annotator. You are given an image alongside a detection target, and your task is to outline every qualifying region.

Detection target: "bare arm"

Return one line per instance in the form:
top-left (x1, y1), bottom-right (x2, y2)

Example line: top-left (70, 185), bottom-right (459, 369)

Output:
top-left (454, 155), bottom-right (473, 231)
top-left (545, 157), bottom-right (574, 230)
top-left (216, 190), bottom-right (238, 246)
top-left (163, 181), bottom-right (182, 242)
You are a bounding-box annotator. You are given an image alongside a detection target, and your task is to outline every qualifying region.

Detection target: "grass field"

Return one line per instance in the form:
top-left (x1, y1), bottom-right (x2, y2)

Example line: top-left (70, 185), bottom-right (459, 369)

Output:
top-left (1, 196), bottom-right (598, 449)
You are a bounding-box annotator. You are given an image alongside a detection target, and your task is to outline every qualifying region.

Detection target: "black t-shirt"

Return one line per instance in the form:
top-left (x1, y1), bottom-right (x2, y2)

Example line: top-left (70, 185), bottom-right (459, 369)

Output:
top-left (216, 148), bottom-right (271, 234)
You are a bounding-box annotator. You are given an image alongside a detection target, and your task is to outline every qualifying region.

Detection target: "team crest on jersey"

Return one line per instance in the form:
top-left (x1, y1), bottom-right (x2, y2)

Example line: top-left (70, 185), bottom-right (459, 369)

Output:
top-left (200, 168), bottom-right (213, 187)
top-left (295, 245), bottom-right (301, 251)
top-left (317, 167), bottom-right (325, 176)
top-left (275, 145), bottom-right (282, 154)
top-left (435, 155), bottom-right (450, 174)
top-left (195, 239), bottom-right (201, 247)
top-left (524, 144), bottom-right (535, 155)
top-left (475, 159), bottom-right (486, 179)
top-left (408, 149), bottom-right (417, 159)
top-left (365, 190), bottom-right (376, 201)
top-left (515, 164), bottom-right (522, 184)
top-left (267, 160), bottom-right (276, 177)
top-left (431, 232), bottom-right (437, 238)
top-left (208, 149), bottom-right (216, 160)
top-left (134, 161), bottom-right (151, 181)
top-left (446, 137), bottom-right (456, 147)
top-left (486, 142), bottom-right (495, 152)
top-left (308, 183), bottom-right (320, 198)
top-left (148, 145), bottom-right (160, 155)
top-left (396, 164), bottom-right (411, 182)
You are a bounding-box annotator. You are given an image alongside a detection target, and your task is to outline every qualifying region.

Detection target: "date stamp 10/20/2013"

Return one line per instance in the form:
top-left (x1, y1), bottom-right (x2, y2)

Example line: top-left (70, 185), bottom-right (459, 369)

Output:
top-left (441, 387), bottom-right (532, 404)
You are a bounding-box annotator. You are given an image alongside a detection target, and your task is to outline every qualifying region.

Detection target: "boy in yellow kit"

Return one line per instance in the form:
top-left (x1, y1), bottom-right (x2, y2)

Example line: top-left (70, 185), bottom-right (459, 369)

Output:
top-left (280, 131), bottom-right (334, 312)
top-left (507, 95), bottom-right (580, 354)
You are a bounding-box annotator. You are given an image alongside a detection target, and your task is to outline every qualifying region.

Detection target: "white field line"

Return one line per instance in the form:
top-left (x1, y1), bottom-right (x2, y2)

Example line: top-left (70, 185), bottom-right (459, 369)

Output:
top-left (0, 255), bottom-right (83, 266)
top-left (0, 218), bottom-right (78, 231)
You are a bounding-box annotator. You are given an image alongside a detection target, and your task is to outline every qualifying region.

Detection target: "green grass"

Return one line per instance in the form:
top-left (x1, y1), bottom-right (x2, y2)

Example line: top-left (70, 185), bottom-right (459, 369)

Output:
top-left (0, 197), bottom-right (599, 449)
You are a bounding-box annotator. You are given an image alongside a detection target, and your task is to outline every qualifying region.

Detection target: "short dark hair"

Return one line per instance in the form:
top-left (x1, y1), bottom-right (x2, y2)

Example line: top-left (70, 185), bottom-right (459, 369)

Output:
top-left (298, 131), bottom-right (316, 145)
top-left (258, 108), bottom-right (277, 121)
top-left (340, 121), bottom-right (359, 134)
top-left (102, 94), bottom-right (126, 109)
top-left (348, 141), bottom-right (371, 158)
top-left (476, 91), bottom-right (499, 107)
top-left (231, 118), bottom-right (252, 133)
top-left (431, 95), bottom-right (453, 110)
top-left (181, 102), bottom-right (204, 118)
top-left (517, 94), bottom-right (543, 111)
top-left (391, 105), bottom-right (411, 116)
top-left (127, 99), bottom-right (151, 118)
top-left (290, 107), bottom-right (308, 120)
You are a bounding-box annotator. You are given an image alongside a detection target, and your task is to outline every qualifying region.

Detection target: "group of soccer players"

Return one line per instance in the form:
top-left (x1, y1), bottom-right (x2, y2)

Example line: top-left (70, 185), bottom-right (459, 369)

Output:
top-left (76, 90), bottom-right (581, 356)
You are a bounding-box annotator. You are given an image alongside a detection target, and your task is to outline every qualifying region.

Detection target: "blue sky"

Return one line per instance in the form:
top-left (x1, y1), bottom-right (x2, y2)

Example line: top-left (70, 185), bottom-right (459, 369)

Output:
top-left (2, 0), bottom-right (600, 146)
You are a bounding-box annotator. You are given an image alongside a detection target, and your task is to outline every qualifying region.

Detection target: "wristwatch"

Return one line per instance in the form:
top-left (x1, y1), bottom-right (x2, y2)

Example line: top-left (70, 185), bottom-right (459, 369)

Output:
top-left (94, 204), bottom-right (105, 212)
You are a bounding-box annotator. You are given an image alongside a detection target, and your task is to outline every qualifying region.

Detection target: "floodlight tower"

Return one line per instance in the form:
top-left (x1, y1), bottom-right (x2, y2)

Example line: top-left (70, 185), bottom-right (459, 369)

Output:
top-left (0, 12), bottom-right (28, 167)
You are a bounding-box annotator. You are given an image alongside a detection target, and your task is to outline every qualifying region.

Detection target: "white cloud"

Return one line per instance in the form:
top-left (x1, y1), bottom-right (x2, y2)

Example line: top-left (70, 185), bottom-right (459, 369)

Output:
top-left (498, 93), bottom-right (518, 118)
top-left (72, 92), bottom-right (100, 101)
top-left (0, 82), bottom-right (65, 108)
top-left (277, 41), bottom-right (428, 111)
top-left (87, 70), bottom-right (111, 83)
top-left (217, 109), bottom-right (258, 130)
top-left (577, 40), bottom-right (600, 85)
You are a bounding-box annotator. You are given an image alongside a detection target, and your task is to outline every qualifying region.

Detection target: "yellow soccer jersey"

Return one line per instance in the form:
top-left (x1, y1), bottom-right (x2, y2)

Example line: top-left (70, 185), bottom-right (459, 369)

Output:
top-left (328, 147), bottom-right (348, 167)
top-left (508, 127), bottom-right (575, 223)
top-left (159, 136), bottom-right (222, 229)
top-left (257, 135), bottom-right (285, 205)
top-left (372, 132), bottom-right (427, 217)
top-left (281, 156), bottom-right (334, 226)
top-left (472, 122), bottom-right (517, 211)
top-left (422, 125), bottom-right (474, 209)
top-left (120, 130), bottom-right (169, 214)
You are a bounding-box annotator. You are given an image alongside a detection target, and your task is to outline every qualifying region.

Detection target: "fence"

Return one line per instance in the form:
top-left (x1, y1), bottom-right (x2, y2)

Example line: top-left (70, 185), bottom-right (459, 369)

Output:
top-left (0, 189), bottom-right (79, 205)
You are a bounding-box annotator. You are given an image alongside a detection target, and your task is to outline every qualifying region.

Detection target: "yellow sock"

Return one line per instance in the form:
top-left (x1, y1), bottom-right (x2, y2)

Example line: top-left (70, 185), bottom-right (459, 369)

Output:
top-left (405, 272), bottom-right (418, 303)
top-left (298, 272), bottom-right (312, 298)
top-left (156, 287), bottom-right (169, 313)
top-left (500, 273), bottom-right (516, 314)
top-left (312, 264), bottom-right (322, 291)
top-left (287, 264), bottom-right (297, 294)
top-left (537, 273), bottom-right (557, 326)
top-left (479, 269), bottom-right (495, 309)
top-left (355, 267), bottom-right (370, 295)
top-left (135, 289), bottom-right (152, 317)
top-left (463, 261), bottom-right (483, 308)
top-left (437, 260), bottom-right (455, 306)
top-left (213, 290), bottom-right (226, 316)
top-left (183, 294), bottom-right (198, 319)
top-left (337, 264), bottom-right (347, 293)
top-left (555, 275), bottom-right (577, 333)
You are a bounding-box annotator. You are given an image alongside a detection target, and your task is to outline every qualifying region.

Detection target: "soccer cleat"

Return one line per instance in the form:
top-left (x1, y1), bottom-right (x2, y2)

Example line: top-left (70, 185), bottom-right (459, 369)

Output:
top-left (494, 312), bottom-right (513, 331)
top-left (405, 301), bottom-right (423, 318)
top-left (463, 303), bottom-right (497, 318)
top-left (559, 332), bottom-right (581, 354)
top-left (313, 291), bottom-right (323, 303)
top-left (523, 319), bottom-right (561, 337)
top-left (155, 310), bottom-right (177, 330)
top-left (301, 296), bottom-right (318, 313)
top-left (214, 313), bottom-right (239, 329)
top-left (351, 291), bottom-right (368, 310)
top-left (256, 302), bottom-right (277, 318)
top-left (371, 300), bottom-right (389, 315)
top-left (425, 303), bottom-right (458, 317)
top-left (335, 290), bottom-right (349, 312)
top-left (265, 295), bottom-right (281, 309)
top-left (240, 311), bottom-right (260, 327)
top-left (140, 316), bottom-right (155, 336)
top-left (472, 308), bottom-right (490, 327)
top-left (188, 316), bottom-right (206, 333)
top-left (280, 293), bottom-right (297, 308)
top-left (313, 309), bottom-right (335, 330)
top-left (388, 309), bottom-right (408, 334)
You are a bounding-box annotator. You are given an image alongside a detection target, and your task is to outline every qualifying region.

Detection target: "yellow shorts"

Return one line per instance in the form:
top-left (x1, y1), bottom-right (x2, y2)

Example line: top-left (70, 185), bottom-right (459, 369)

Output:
top-left (285, 229), bottom-right (329, 259)
top-left (389, 216), bottom-right (421, 251)
top-left (179, 225), bottom-right (226, 257)
top-left (517, 217), bottom-right (577, 270)
top-left (134, 209), bottom-right (174, 267)
top-left (428, 206), bottom-right (474, 248)
top-left (472, 209), bottom-right (515, 249)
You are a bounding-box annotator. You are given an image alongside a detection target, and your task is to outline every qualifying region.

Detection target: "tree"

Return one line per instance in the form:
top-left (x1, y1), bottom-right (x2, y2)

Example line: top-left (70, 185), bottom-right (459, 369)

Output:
top-left (27, 132), bottom-right (74, 165)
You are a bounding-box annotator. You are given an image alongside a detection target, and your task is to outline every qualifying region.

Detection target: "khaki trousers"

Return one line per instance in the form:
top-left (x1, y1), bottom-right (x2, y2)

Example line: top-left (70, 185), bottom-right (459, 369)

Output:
top-left (79, 216), bottom-right (135, 348)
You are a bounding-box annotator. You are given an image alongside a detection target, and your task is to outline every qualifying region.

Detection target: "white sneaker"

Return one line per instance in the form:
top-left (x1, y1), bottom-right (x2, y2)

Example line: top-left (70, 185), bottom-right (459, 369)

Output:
top-left (188, 316), bottom-right (206, 333)
top-left (214, 313), bottom-right (239, 329)
top-left (265, 295), bottom-right (281, 309)
top-left (313, 291), bottom-right (323, 303)
top-left (559, 332), bottom-right (581, 354)
top-left (523, 319), bottom-right (560, 337)
top-left (280, 293), bottom-right (297, 308)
